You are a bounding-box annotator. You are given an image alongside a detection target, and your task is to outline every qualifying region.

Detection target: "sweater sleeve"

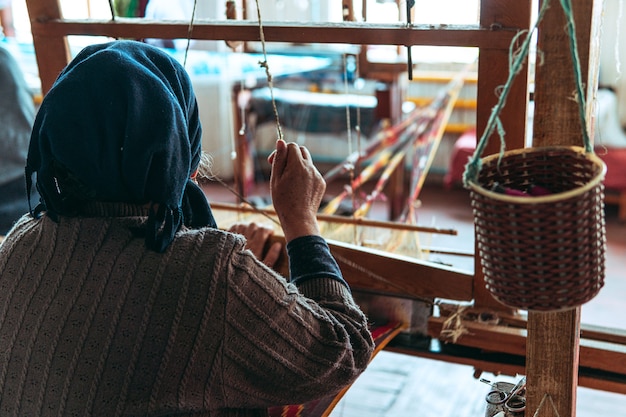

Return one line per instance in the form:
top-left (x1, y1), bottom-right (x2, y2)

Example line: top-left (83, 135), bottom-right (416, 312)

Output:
top-left (218, 235), bottom-right (374, 410)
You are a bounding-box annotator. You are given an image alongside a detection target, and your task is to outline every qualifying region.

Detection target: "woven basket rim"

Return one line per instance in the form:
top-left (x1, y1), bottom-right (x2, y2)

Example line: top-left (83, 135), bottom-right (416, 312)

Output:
top-left (467, 145), bottom-right (607, 204)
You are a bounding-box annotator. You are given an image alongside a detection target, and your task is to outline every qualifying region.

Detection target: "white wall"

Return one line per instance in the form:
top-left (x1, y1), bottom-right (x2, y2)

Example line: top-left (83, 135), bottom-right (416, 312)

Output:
top-left (599, 0), bottom-right (626, 126)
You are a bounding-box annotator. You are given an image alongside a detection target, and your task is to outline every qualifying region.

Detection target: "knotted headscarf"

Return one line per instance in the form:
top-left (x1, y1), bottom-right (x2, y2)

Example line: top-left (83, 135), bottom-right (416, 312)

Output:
top-left (26, 40), bottom-right (216, 252)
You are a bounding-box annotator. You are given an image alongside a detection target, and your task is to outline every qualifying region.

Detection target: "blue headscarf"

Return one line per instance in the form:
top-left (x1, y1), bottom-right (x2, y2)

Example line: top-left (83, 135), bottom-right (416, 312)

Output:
top-left (26, 40), bottom-right (216, 252)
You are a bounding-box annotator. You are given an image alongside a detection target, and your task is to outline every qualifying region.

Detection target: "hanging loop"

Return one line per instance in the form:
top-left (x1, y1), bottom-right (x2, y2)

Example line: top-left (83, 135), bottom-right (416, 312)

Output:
top-left (463, 0), bottom-right (593, 187)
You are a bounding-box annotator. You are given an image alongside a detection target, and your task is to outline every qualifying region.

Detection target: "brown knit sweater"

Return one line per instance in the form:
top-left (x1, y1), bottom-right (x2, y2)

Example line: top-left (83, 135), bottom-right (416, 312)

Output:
top-left (0, 203), bottom-right (374, 417)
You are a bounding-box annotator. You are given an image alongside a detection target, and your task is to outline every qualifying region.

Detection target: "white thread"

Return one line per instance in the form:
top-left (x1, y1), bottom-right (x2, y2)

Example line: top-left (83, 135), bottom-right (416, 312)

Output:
top-left (615, 0), bottom-right (623, 80)
top-left (532, 393), bottom-right (562, 417)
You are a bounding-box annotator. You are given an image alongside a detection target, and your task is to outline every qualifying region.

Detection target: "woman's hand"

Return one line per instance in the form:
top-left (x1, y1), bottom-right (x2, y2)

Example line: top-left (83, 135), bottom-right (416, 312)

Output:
top-left (229, 222), bottom-right (282, 268)
top-left (267, 140), bottom-right (325, 243)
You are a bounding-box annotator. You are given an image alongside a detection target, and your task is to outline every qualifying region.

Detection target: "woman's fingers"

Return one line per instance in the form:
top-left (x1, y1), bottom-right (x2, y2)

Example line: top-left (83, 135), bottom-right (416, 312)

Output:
top-left (268, 139), bottom-right (287, 173)
top-left (262, 241), bottom-right (282, 268)
top-left (268, 140), bottom-right (325, 243)
top-left (300, 145), bottom-right (311, 160)
top-left (228, 222), bottom-right (283, 268)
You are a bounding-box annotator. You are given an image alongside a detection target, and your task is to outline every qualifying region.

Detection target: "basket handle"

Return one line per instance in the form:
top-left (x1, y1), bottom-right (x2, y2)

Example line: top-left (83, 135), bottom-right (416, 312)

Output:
top-left (463, 0), bottom-right (593, 187)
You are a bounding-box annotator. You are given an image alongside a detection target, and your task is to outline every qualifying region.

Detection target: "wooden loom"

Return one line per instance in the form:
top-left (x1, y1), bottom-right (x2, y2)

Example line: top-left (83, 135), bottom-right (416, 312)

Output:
top-left (22, 1), bottom-right (626, 416)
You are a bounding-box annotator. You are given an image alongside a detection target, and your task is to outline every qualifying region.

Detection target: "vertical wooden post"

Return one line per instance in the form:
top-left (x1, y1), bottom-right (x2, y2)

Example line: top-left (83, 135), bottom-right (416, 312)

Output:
top-left (526, 310), bottom-right (581, 417)
top-left (25, 0), bottom-right (71, 95)
top-left (375, 76), bottom-right (406, 220)
top-left (474, 0), bottom-right (531, 309)
top-left (527, 1), bottom-right (602, 416)
top-left (342, 0), bottom-right (354, 21)
top-left (386, 72), bottom-right (408, 220)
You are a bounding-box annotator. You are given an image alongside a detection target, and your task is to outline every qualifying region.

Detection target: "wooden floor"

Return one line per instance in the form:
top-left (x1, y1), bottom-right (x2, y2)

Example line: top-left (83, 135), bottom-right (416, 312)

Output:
top-left (202, 177), bottom-right (626, 417)
top-left (329, 349), bottom-right (626, 417)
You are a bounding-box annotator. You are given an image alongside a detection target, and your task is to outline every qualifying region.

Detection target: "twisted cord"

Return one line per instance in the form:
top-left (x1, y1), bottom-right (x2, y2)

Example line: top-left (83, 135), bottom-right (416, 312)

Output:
top-left (559, 0), bottom-right (592, 152)
top-left (255, 0), bottom-right (283, 142)
top-left (462, 0), bottom-right (551, 186)
top-left (183, 0), bottom-right (198, 67)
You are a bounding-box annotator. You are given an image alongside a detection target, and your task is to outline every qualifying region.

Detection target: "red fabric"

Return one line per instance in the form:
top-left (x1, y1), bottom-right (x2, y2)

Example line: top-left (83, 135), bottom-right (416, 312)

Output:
top-left (596, 147), bottom-right (626, 191)
top-left (444, 128), bottom-right (476, 189)
top-left (444, 129), bottom-right (626, 193)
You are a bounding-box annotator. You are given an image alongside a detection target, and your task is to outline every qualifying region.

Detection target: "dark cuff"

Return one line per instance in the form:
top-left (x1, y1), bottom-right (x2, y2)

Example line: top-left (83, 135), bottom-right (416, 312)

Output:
top-left (286, 235), bottom-right (348, 289)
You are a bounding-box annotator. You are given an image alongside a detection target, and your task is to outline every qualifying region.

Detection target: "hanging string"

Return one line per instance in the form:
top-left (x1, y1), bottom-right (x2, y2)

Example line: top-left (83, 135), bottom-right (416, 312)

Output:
top-left (254, 0), bottom-right (284, 142)
top-left (355, 56), bottom-right (362, 153)
top-left (343, 54), bottom-right (354, 159)
top-left (342, 55), bottom-right (356, 210)
top-left (342, 53), bottom-right (359, 244)
top-left (225, 1), bottom-right (247, 161)
top-left (558, 0), bottom-right (591, 153)
top-left (462, 0), bottom-right (551, 187)
top-left (463, 0), bottom-right (594, 186)
top-left (340, 54), bottom-right (364, 163)
top-left (183, 0), bottom-right (198, 67)
top-left (108, 0), bottom-right (115, 21)
top-left (229, 87), bottom-right (244, 183)
top-left (172, 0), bottom-right (286, 221)
top-left (231, 16), bottom-right (246, 167)
top-left (615, 0), bottom-right (623, 80)
top-left (405, 0), bottom-right (415, 80)
top-left (353, 53), bottom-right (364, 191)
top-left (211, 176), bottom-right (281, 227)
top-left (238, 82), bottom-right (247, 137)
top-left (178, 0), bottom-right (273, 217)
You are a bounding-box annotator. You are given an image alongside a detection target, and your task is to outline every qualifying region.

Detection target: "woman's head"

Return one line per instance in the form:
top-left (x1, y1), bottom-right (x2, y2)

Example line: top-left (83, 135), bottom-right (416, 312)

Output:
top-left (26, 40), bottom-right (215, 251)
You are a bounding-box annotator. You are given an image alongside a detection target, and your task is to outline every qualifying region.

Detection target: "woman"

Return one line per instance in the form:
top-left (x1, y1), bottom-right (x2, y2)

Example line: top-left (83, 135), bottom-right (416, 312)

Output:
top-left (0, 40), bottom-right (373, 417)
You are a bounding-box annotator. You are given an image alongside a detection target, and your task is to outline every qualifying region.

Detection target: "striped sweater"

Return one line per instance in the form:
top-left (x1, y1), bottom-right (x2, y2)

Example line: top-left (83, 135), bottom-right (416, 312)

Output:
top-left (0, 203), bottom-right (374, 417)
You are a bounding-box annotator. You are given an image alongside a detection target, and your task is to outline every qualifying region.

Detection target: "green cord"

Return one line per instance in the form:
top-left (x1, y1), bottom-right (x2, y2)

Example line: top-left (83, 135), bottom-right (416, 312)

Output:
top-left (559, 0), bottom-right (593, 153)
top-left (463, 0), bottom-right (592, 187)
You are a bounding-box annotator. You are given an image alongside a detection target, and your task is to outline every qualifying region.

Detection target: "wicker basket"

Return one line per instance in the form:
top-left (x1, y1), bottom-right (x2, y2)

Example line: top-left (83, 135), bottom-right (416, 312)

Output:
top-left (467, 146), bottom-right (607, 311)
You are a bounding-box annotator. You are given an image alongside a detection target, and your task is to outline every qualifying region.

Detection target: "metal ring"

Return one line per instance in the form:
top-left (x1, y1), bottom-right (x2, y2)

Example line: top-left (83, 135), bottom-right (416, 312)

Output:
top-left (505, 394), bottom-right (526, 412)
top-left (485, 390), bottom-right (507, 405)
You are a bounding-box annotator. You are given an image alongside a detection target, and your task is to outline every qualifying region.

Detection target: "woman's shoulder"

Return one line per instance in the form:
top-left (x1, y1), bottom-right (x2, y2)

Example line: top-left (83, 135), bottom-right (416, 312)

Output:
top-left (176, 225), bottom-right (246, 250)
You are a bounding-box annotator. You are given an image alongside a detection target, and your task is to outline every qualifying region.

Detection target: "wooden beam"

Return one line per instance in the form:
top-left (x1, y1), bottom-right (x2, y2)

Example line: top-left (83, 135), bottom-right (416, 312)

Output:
top-left (210, 201), bottom-right (459, 235)
top-left (25, 0), bottom-right (71, 94)
top-left (260, 234), bottom-right (474, 301)
top-left (390, 325), bottom-right (626, 395)
top-left (473, 0), bottom-right (531, 310)
top-left (532, 0), bottom-right (599, 148)
top-left (328, 239), bottom-right (473, 301)
top-left (28, 19), bottom-right (519, 49)
top-left (528, 0), bottom-right (602, 415)
top-left (527, 311), bottom-right (580, 417)
top-left (427, 316), bottom-right (626, 393)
